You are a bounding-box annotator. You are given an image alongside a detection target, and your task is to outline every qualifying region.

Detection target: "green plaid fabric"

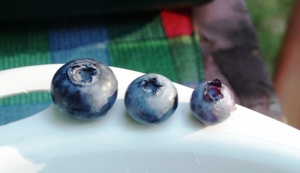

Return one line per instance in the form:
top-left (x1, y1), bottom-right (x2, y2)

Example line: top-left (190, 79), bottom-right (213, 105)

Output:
top-left (0, 10), bottom-right (204, 125)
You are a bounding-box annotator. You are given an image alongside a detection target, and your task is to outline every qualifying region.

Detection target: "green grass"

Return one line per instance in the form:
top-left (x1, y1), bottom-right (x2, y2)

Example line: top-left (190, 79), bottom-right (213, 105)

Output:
top-left (245, 0), bottom-right (296, 77)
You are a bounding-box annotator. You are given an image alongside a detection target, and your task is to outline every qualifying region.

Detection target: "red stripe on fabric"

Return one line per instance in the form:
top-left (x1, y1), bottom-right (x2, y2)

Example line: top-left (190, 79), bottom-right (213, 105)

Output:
top-left (160, 9), bottom-right (193, 38)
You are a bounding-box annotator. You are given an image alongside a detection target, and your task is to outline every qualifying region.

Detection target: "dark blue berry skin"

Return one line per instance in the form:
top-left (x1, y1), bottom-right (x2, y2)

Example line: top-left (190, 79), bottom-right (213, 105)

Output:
top-left (125, 73), bottom-right (178, 125)
top-left (190, 79), bottom-right (235, 125)
top-left (50, 58), bottom-right (118, 120)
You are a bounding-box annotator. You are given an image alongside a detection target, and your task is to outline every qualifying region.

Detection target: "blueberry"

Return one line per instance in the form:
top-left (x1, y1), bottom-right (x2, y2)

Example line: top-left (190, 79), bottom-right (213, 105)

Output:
top-left (50, 58), bottom-right (118, 120)
top-left (125, 73), bottom-right (178, 125)
top-left (190, 79), bottom-right (235, 125)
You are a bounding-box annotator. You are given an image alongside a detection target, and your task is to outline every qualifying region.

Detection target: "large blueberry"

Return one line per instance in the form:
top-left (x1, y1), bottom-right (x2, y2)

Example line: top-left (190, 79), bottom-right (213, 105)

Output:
top-left (190, 79), bottom-right (235, 125)
top-left (50, 58), bottom-right (118, 120)
top-left (125, 73), bottom-right (178, 125)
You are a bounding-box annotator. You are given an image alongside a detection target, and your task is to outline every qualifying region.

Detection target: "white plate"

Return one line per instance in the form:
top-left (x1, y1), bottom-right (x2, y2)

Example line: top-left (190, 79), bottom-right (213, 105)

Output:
top-left (1, 65), bottom-right (300, 173)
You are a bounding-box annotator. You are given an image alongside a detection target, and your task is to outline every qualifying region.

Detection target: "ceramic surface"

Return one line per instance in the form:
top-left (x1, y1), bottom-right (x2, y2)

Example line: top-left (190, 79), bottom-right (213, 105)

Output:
top-left (0, 65), bottom-right (300, 173)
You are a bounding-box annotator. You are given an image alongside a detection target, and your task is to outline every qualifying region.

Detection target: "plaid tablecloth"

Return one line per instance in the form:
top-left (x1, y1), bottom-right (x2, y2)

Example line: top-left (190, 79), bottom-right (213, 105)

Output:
top-left (0, 9), bottom-right (204, 125)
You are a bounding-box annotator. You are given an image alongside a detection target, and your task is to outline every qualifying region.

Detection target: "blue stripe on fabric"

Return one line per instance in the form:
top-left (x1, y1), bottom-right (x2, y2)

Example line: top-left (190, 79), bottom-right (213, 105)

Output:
top-left (50, 43), bottom-right (110, 65)
top-left (47, 17), bottom-right (111, 65)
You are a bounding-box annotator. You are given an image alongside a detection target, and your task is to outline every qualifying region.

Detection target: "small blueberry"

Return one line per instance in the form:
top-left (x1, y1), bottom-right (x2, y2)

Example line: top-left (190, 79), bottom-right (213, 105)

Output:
top-left (190, 79), bottom-right (235, 125)
top-left (50, 58), bottom-right (118, 120)
top-left (125, 73), bottom-right (178, 125)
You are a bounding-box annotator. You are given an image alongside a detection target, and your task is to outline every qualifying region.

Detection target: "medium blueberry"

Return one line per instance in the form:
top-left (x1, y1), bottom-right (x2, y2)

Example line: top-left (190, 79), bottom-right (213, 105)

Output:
top-left (50, 58), bottom-right (118, 120)
top-left (190, 79), bottom-right (235, 125)
top-left (124, 73), bottom-right (178, 125)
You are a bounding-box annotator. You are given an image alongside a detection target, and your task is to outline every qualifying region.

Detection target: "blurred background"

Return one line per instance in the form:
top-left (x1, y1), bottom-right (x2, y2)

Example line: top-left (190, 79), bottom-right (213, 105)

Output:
top-left (246, 0), bottom-right (300, 128)
top-left (246, 0), bottom-right (296, 77)
top-left (0, 0), bottom-right (299, 128)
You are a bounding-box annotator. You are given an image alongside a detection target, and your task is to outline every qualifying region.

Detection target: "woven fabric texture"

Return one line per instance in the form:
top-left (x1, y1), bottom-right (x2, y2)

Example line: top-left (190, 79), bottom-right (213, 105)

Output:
top-left (0, 9), bottom-right (204, 125)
